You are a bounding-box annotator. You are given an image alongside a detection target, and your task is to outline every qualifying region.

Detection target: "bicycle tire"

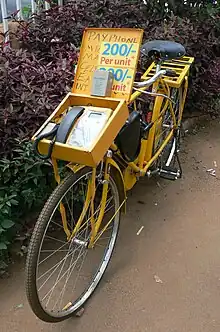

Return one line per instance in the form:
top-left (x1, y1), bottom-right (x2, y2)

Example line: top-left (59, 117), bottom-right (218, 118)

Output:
top-left (25, 167), bottom-right (121, 322)
top-left (153, 86), bottom-right (183, 167)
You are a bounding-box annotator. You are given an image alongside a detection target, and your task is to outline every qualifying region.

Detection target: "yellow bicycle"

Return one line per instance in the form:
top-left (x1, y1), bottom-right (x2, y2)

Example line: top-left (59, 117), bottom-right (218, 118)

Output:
top-left (25, 33), bottom-right (194, 322)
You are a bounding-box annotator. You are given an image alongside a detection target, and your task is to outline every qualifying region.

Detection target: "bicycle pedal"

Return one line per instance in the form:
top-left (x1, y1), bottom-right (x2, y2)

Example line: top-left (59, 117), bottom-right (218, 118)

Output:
top-left (159, 166), bottom-right (181, 181)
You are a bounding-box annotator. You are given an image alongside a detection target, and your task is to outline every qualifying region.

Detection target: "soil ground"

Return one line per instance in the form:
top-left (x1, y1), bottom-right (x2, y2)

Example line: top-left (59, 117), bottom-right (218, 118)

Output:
top-left (1, 119), bottom-right (220, 332)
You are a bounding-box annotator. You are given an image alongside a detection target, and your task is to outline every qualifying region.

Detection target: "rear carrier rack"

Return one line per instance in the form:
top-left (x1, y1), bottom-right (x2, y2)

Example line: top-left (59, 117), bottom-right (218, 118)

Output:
top-left (141, 56), bottom-right (194, 88)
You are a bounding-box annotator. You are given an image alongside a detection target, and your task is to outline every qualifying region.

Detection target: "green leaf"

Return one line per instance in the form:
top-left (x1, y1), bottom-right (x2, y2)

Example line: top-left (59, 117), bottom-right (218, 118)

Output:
top-left (8, 194), bottom-right (17, 199)
top-left (10, 199), bottom-right (19, 206)
top-left (1, 219), bottom-right (15, 229)
top-left (0, 242), bottom-right (7, 250)
top-left (2, 164), bottom-right (10, 172)
top-left (2, 208), bottom-right (9, 215)
top-left (0, 227), bottom-right (5, 234)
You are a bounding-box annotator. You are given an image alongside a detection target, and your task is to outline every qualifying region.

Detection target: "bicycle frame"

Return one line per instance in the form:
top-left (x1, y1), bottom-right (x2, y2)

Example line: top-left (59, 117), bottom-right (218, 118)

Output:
top-left (52, 154), bottom-right (126, 247)
top-left (51, 60), bottom-right (189, 246)
top-left (111, 67), bottom-right (189, 177)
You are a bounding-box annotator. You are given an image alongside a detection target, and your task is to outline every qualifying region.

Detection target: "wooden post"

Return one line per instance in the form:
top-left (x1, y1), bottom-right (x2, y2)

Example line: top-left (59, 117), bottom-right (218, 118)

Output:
top-left (0, 0), bottom-right (9, 45)
top-left (45, 0), bottom-right (50, 10)
top-left (16, 0), bottom-right (23, 20)
top-left (31, 0), bottom-right (36, 14)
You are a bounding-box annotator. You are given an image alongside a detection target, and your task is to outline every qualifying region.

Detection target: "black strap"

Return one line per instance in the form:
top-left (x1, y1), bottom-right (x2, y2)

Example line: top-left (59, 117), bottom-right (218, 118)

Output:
top-left (33, 107), bottom-right (85, 160)
top-left (33, 124), bottom-right (59, 160)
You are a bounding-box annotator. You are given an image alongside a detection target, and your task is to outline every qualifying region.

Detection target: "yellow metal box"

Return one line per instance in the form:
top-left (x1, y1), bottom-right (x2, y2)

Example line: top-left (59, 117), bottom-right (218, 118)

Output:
top-left (32, 93), bottom-right (129, 167)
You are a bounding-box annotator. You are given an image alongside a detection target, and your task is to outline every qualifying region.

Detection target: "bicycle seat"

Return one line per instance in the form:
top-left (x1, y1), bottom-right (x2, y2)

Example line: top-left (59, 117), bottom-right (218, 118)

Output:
top-left (141, 40), bottom-right (186, 60)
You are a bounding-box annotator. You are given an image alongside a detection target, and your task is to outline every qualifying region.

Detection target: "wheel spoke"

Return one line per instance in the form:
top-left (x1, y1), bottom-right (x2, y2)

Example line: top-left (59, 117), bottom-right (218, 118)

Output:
top-left (57, 247), bottom-right (88, 310)
top-left (41, 250), bottom-right (70, 253)
top-left (37, 252), bottom-right (72, 283)
top-left (28, 170), bottom-right (120, 320)
top-left (95, 243), bottom-right (106, 248)
top-left (38, 224), bottom-right (89, 282)
top-left (45, 235), bottom-right (67, 245)
top-left (38, 246), bottom-right (74, 292)
top-left (55, 225), bottom-right (90, 309)
top-left (71, 186), bottom-right (75, 230)
top-left (64, 195), bottom-right (75, 231)
top-left (39, 241), bottom-right (69, 265)
top-left (71, 196), bottom-right (114, 235)
top-left (42, 248), bottom-right (88, 303)
top-left (71, 249), bottom-right (88, 294)
top-left (51, 219), bottom-right (65, 229)
top-left (98, 236), bottom-right (112, 241)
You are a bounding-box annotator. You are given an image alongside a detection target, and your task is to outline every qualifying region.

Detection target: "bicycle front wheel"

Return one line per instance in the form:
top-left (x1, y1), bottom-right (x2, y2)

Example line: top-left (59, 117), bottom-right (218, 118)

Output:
top-left (25, 167), bottom-right (120, 322)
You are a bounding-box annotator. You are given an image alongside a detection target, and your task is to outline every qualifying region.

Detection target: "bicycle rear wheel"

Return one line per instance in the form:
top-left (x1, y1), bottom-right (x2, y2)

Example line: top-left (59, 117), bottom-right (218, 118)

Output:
top-left (153, 86), bottom-right (183, 168)
top-left (25, 167), bottom-right (120, 322)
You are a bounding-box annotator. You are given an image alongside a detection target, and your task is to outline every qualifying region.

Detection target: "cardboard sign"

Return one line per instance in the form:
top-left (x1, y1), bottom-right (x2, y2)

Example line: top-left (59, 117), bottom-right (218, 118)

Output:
top-left (72, 28), bottom-right (143, 101)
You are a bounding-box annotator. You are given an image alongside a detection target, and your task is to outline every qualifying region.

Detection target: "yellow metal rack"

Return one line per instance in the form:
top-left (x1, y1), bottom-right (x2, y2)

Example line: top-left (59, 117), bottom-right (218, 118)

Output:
top-left (141, 56), bottom-right (194, 88)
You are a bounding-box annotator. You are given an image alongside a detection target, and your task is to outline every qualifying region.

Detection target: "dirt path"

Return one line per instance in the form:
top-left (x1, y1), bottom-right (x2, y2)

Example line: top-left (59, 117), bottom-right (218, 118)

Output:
top-left (1, 119), bottom-right (220, 332)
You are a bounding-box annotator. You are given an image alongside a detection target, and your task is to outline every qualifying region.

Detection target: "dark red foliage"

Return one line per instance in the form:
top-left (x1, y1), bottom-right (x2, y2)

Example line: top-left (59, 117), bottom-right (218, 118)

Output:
top-left (0, 0), bottom-right (220, 158)
top-left (0, 48), bottom-right (76, 157)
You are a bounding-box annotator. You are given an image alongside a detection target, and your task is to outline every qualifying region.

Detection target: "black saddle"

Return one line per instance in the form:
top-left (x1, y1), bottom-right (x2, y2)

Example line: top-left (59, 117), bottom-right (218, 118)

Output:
top-left (141, 40), bottom-right (186, 60)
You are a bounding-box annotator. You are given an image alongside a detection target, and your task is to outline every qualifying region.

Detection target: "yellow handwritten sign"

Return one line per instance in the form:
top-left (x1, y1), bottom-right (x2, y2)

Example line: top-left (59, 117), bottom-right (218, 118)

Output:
top-left (72, 28), bottom-right (143, 101)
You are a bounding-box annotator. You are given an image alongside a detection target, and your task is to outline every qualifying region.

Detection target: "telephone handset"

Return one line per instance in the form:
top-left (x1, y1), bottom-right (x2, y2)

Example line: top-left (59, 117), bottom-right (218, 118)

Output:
top-left (33, 106), bottom-right (112, 160)
top-left (33, 107), bottom-right (85, 159)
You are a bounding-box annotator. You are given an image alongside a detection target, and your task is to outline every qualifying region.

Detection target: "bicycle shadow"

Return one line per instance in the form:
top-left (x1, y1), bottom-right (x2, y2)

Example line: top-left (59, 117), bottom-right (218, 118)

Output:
top-left (97, 175), bottom-right (173, 283)
top-left (60, 174), bottom-right (180, 330)
top-left (60, 162), bottom-right (188, 331)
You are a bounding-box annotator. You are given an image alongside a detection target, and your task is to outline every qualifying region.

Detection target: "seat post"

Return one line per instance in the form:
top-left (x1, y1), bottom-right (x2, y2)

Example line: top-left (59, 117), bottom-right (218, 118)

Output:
top-left (153, 59), bottom-right (163, 93)
top-left (155, 60), bottom-right (162, 74)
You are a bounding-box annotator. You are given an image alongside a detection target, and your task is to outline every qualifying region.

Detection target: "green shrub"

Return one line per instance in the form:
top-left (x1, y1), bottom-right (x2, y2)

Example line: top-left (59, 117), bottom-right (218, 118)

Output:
top-left (0, 139), bottom-right (53, 264)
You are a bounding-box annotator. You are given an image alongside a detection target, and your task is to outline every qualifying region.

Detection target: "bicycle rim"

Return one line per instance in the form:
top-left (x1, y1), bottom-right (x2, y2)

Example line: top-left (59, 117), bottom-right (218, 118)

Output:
top-left (25, 168), bottom-right (120, 322)
top-left (153, 87), bottom-right (182, 167)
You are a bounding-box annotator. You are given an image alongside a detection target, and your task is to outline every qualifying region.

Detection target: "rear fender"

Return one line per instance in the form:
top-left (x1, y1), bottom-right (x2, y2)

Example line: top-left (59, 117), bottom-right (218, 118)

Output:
top-left (66, 163), bottom-right (86, 174)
